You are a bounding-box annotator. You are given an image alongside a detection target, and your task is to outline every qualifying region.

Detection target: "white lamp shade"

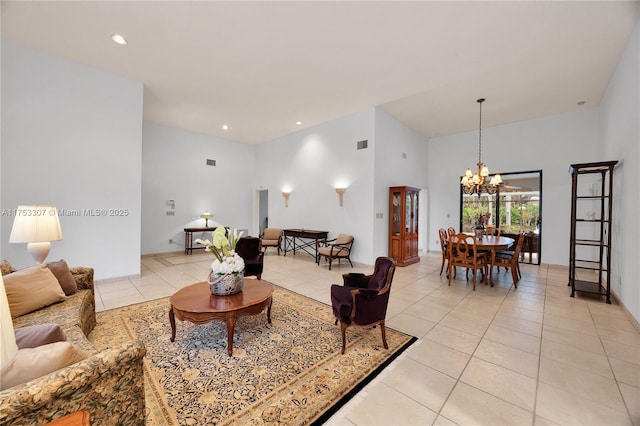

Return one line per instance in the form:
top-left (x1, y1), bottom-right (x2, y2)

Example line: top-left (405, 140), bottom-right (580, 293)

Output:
top-left (9, 206), bottom-right (63, 243)
top-left (0, 274), bottom-right (18, 368)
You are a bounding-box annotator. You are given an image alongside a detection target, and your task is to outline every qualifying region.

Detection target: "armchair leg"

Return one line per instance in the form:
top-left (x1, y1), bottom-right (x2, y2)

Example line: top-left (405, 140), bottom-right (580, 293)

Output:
top-left (340, 322), bottom-right (348, 354)
top-left (329, 258), bottom-right (333, 271)
top-left (380, 321), bottom-right (388, 350)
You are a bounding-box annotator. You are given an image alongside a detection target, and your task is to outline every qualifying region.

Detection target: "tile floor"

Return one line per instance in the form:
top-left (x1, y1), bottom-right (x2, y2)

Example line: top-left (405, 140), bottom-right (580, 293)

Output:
top-left (95, 251), bottom-right (640, 426)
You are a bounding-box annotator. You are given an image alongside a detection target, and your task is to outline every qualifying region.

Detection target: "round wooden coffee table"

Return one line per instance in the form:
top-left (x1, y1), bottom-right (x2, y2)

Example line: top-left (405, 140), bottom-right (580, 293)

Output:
top-left (169, 279), bottom-right (273, 356)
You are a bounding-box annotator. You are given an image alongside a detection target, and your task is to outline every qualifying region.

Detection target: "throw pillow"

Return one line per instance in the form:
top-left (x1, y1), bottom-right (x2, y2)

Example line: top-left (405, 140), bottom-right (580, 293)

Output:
top-left (3, 264), bottom-right (66, 318)
top-left (47, 259), bottom-right (78, 295)
top-left (0, 260), bottom-right (15, 276)
top-left (14, 324), bottom-right (67, 349)
top-left (0, 341), bottom-right (89, 390)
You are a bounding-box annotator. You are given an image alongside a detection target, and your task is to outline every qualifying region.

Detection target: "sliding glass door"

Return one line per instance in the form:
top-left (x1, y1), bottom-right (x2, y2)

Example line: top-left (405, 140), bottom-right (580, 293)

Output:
top-left (460, 170), bottom-right (542, 265)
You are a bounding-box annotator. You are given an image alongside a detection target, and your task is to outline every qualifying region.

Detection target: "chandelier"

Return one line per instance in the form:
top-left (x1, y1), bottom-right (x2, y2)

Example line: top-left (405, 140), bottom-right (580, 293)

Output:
top-left (460, 98), bottom-right (503, 195)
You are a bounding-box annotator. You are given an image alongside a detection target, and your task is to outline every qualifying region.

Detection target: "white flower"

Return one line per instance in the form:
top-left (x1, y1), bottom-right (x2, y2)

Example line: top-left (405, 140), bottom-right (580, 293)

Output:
top-left (211, 253), bottom-right (245, 275)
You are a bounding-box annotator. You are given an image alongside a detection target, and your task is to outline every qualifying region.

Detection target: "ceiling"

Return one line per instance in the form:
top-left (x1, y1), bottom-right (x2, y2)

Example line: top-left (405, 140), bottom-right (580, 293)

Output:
top-left (1, 1), bottom-right (638, 145)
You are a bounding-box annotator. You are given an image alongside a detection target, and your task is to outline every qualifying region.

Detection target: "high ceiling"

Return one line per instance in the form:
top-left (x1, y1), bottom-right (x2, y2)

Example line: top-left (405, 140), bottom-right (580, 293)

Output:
top-left (1, 1), bottom-right (638, 145)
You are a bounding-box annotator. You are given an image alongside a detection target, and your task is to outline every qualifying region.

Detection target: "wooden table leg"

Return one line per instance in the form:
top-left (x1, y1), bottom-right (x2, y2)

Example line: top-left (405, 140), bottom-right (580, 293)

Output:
top-left (169, 307), bottom-right (176, 342)
top-left (226, 317), bottom-right (236, 356)
top-left (266, 297), bottom-right (272, 324)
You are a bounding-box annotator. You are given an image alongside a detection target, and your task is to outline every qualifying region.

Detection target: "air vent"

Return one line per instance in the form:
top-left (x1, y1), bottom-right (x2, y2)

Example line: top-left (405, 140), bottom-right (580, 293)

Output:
top-left (356, 140), bottom-right (368, 150)
top-left (206, 159), bottom-right (216, 166)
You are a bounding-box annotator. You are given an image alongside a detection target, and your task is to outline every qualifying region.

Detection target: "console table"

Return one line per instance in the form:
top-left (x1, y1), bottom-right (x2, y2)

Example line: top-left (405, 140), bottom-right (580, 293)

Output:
top-left (183, 227), bottom-right (217, 255)
top-left (283, 229), bottom-right (328, 258)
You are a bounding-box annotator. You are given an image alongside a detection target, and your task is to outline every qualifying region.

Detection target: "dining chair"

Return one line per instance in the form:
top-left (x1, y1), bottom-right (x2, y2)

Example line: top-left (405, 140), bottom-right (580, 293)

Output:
top-left (493, 232), bottom-right (526, 287)
top-left (448, 233), bottom-right (488, 291)
top-left (438, 228), bottom-right (449, 276)
top-left (447, 227), bottom-right (456, 238)
top-left (485, 226), bottom-right (501, 237)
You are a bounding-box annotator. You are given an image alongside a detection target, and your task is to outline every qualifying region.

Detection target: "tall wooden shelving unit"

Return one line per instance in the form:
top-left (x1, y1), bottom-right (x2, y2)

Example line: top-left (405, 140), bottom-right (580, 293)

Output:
top-left (568, 161), bottom-right (617, 304)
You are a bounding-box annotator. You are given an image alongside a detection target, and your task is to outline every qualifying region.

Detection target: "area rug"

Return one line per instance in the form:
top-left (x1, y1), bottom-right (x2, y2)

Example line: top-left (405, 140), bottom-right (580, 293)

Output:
top-left (89, 283), bottom-right (416, 425)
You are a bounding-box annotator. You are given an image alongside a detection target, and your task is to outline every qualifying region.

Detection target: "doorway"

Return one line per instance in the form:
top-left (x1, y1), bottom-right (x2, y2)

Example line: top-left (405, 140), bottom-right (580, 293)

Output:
top-left (460, 170), bottom-right (542, 265)
top-left (257, 189), bottom-right (268, 238)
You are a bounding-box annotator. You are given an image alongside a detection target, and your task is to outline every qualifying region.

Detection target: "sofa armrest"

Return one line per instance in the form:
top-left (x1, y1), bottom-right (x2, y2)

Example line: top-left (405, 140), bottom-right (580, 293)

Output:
top-left (0, 339), bottom-right (146, 426)
top-left (70, 267), bottom-right (94, 291)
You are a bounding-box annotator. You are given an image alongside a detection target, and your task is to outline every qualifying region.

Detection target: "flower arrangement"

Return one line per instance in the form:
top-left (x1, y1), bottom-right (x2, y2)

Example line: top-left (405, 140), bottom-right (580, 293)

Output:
top-left (477, 212), bottom-right (491, 227)
top-left (194, 226), bottom-right (245, 275)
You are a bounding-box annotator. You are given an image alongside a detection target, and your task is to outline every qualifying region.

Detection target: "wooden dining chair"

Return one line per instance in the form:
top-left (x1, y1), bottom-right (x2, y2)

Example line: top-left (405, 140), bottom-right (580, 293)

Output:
top-left (447, 227), bottom-right (456, 238)
top-left (485, 226), bottom-right (501, 237)
top-left (448, 233), bottom-right (488, 290)
top-left (438, 228), bottom-right (449, 276)
top-left (493, 232), bottom-right (526, 287)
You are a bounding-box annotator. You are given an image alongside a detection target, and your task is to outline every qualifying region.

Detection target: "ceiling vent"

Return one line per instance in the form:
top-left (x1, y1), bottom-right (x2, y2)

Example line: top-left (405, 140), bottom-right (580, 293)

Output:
top-left (206, 159), bottom-right (216, 166)
top-left (356, 140), bottom-right (368, 150)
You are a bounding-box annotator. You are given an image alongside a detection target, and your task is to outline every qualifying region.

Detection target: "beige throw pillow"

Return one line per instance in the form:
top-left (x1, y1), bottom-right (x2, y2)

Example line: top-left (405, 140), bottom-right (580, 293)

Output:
top-left (0, 341), bottom-right (89, 390)
top-left (3, 264), bottom-right (66, 318)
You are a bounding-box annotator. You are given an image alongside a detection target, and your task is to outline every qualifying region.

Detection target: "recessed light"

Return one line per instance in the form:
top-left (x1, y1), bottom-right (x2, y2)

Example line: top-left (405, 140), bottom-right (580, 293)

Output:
top-left (111, 34), bottom-right (127, 45)
top-left (222, 124), bottom-right (229, 131)
top-left (295, 121), bottom-right (302, 126)
top-left (577, 100), bottom-right (586, 106)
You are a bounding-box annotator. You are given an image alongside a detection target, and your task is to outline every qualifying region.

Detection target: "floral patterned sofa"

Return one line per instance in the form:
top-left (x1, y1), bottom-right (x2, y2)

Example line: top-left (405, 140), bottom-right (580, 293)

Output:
top-left (0, 261), bottom-right (147, 426)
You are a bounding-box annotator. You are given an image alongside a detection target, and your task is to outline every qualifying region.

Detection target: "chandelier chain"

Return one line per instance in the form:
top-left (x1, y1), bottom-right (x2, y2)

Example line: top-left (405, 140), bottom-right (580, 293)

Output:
top-left (478, 98), bottom-right (483, 164)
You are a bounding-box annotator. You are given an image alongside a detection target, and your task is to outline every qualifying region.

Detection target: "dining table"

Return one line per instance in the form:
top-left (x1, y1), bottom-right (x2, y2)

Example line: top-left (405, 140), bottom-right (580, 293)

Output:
top-left (453, 234), bottom-right (515, 287)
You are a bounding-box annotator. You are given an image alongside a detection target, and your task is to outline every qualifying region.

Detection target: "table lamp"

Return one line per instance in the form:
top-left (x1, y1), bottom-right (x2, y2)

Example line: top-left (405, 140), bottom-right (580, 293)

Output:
top-left (200, 211), bottom-right (213, 227)
top-left (9, 205), bottom-right (63, 264)
top-left (0, 274), bottom-right (18, 369)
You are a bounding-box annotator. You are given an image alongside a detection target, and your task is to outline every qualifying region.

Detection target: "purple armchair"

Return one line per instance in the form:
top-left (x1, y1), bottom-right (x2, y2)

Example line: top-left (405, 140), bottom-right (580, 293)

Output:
top-left (235, 237), bottom-right (264, 280)
top-left (330, 257), bottom-right (396, 354)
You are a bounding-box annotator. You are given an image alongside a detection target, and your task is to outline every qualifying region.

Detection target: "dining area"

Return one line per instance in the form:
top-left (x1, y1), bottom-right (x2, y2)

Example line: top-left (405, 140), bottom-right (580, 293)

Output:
top-left (439, 225), bottom-right (526, 291)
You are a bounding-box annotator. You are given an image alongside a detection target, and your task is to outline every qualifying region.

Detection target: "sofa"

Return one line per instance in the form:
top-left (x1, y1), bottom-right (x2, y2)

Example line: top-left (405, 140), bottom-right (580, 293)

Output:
top-left (0, 261), bottom-right (147, 426)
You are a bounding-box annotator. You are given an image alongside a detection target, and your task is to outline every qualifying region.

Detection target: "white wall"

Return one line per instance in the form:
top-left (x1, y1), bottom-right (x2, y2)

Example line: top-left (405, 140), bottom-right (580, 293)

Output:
top-left (0, 42), bottom-right (143, 280)
top-left (427, 109), bottom-right (600, 266)
top-left (141, 122), bottom-right (256, 254)
top-left (255, 109), bottom-right (376, 264)
top-left (373, 108), bottom-right (429, 258)
top-left (599, 19), bottom-right (639, 320)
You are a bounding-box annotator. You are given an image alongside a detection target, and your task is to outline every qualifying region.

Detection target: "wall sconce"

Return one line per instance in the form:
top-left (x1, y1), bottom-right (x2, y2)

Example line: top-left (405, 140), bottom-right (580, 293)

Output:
top-left (200, 211), bottom-right (213, 227)
top-left (282, 191), bottom-right (290, 208)
top-left (335, 187), bottom-right (346, 207)
top-left (9, 205), bottom-right (63, 264)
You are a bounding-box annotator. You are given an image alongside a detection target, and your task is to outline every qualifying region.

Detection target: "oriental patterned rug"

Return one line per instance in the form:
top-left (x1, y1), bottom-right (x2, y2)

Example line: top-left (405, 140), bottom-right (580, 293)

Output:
top-left (89, 284), bottom-right (416, 425)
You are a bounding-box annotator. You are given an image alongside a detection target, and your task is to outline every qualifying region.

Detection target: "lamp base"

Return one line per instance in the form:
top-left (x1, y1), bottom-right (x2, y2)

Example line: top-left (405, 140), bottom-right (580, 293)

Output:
top-left (27, 242), bottom-right (51, 264)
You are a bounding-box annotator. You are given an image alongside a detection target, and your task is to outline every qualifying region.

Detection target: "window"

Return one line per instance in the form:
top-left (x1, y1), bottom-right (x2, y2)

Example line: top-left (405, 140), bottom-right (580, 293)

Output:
top-left (460, 170), bottom-right (542, 264)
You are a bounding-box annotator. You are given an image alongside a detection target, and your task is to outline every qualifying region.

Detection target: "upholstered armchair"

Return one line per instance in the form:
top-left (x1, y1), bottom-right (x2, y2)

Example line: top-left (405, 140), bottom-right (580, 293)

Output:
top-left (317, 234), bottom-right (354, 270)
top-left (330, 257), bottom-right (396, 354)
top-left (260, 228), bottom-right (283, 255)
top-left (235, 237), bottom-right (264, 280)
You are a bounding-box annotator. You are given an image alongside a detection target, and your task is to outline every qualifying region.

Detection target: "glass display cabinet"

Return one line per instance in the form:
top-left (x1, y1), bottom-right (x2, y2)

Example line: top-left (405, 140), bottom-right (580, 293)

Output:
top-left (389, 186), bottom-right (420, 266)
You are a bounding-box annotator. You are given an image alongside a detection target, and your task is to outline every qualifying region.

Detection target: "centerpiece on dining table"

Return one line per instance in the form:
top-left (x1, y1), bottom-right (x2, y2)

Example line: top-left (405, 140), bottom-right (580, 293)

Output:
top-left (194, 226), bottom-right (245, 296)
top-left (474, 212), bottom-right (491, 240)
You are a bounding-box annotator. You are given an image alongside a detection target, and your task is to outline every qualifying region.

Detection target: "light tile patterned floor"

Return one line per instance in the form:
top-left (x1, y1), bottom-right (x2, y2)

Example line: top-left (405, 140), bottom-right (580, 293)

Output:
top-left (95, 251), bottom-right (640, 425)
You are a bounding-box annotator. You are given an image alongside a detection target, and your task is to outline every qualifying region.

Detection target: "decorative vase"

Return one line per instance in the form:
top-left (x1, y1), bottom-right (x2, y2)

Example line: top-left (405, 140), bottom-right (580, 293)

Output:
top-left (208, 271), bottom-right (244, 296)
top-left (474, 225), bottom-right (484, 240)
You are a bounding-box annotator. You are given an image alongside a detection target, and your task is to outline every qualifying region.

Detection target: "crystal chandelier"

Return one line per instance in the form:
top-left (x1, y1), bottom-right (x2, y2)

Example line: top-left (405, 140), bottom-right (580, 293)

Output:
top-left (461, 98), bottom-right (503, 195)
